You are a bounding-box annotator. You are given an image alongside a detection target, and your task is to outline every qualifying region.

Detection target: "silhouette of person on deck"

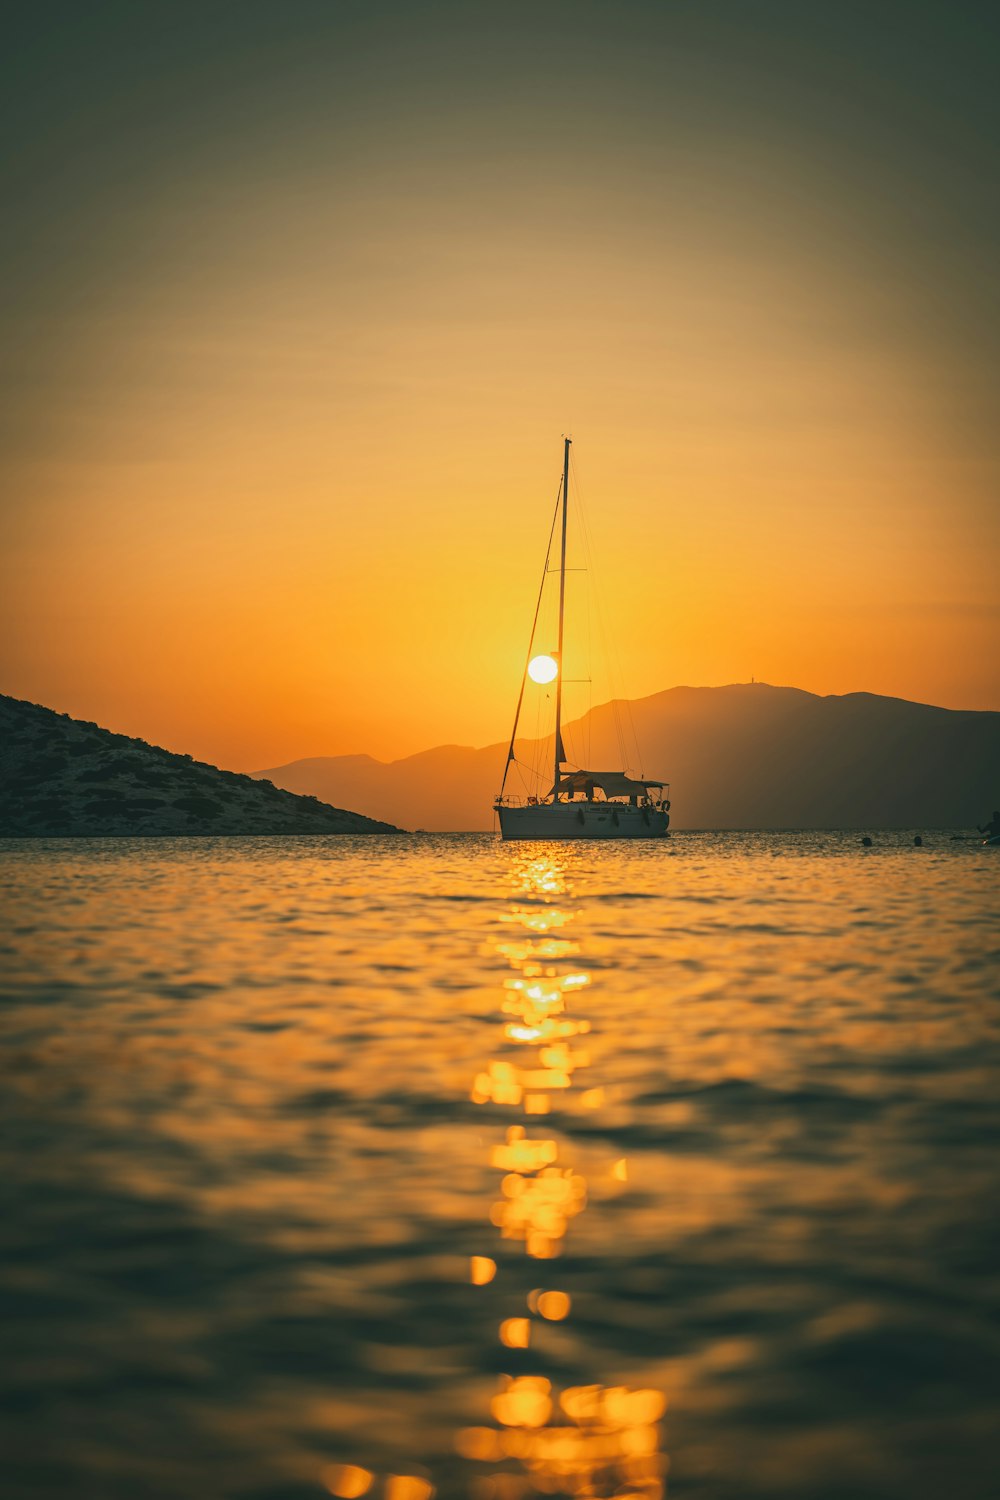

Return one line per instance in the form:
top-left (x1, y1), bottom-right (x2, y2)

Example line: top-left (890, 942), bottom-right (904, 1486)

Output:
top-left (978, 810), bottom-right (1000, 839)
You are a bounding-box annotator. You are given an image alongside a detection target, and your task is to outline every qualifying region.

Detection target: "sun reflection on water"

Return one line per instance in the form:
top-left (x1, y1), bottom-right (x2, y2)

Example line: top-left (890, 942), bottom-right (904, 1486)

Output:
top-left (460, 849), bottom-right (669, 1498)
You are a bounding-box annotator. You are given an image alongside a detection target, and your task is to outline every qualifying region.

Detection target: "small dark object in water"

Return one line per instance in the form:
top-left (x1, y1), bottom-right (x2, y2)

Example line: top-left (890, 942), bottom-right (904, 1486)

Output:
top-left (861, 836), bottom-right (873, 847)
top-left (914, 835), bottom-right (923, 846)
top-left (977, 809), bottom-right (1000, 840)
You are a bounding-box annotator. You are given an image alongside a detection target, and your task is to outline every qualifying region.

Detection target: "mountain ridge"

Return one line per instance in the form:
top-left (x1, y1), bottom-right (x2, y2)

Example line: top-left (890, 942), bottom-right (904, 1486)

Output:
top-left (277, 684), bottom-right (982, 771)
top-left (256, 683), bottom-right (999, 831)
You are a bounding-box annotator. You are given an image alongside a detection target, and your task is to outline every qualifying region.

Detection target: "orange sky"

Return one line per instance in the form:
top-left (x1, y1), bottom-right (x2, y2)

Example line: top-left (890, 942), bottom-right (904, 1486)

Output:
top-left (2, 3), bottom-right (998, 770)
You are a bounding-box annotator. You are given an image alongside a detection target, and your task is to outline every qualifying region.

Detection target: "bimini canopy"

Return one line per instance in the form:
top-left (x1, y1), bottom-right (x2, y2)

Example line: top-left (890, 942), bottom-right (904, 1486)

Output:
top-left (549, 770), bottom-right (666, 799)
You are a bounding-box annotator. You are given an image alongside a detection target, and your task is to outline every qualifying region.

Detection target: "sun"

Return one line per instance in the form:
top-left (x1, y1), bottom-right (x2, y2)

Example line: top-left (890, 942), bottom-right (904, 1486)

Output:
top-left (528, 654), bottom-right (558, 684)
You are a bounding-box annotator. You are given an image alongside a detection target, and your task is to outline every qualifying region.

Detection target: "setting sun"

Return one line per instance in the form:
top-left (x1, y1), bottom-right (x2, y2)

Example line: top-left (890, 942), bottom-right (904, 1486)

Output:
top-left (527, 655), bottom-right (559, 685)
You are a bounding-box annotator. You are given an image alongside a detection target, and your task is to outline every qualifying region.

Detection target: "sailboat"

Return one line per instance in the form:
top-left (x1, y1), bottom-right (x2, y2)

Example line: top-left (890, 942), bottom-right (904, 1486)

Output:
top-left (494, 439), bottom-right (671, 840)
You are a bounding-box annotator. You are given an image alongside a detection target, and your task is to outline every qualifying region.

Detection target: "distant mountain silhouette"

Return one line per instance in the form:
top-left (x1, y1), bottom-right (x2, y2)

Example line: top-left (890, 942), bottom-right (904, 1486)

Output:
top-left (257, 684), bottom-right (1000, 831)
top-left (0, 695), bottom-right (402, 837)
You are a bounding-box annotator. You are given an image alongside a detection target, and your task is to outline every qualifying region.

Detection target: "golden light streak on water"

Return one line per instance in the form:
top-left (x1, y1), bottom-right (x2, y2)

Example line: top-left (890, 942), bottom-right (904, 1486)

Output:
top-left (462, 847), bottom-right (669, 1496)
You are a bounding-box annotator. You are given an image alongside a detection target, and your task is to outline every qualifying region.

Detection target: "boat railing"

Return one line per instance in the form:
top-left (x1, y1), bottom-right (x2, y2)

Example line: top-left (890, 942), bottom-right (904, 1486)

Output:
top-left (495, 793), bottom-right (669, 810)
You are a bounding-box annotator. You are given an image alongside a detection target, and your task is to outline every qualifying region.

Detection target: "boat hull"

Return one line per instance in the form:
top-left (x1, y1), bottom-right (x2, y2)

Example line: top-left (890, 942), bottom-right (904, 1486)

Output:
top-left (496, 801), bottom-right (669, 841)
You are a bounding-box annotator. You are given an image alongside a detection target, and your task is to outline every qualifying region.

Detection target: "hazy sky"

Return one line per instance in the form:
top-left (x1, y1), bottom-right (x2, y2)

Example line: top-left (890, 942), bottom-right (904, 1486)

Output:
top-left (2, 1), bottom-right (998, 769)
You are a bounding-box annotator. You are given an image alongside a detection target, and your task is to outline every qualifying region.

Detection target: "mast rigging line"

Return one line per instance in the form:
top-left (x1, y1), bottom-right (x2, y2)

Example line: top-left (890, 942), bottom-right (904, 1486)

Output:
top-left (553, 437), bottom-right (571, 795)
top-left (498, 471), bottom-right (564, 800)
top-left (570, 448), bottom-right (645, 778)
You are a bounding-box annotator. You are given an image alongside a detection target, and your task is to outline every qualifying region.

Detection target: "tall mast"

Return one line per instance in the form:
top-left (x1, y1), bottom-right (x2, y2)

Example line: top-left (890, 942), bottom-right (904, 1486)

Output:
top-left (553, 437), bottom-right (571, 796)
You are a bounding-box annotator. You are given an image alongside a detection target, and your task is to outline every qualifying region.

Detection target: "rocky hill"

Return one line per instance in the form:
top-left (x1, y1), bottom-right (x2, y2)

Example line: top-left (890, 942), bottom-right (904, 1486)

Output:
top-left (0, 695), bottom-right (402, 837)
top-left (257, 684), bottom-right (1000, 831)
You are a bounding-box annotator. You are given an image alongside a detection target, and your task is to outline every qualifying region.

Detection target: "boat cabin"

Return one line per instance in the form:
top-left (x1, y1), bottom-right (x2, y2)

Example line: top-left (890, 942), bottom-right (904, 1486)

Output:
top-left (549, 770), bottom-right (668, 808)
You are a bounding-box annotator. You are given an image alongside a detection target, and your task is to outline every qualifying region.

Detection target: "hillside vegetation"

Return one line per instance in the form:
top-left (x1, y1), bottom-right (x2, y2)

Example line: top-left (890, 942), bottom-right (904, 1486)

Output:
top-left (0, 695), bottom-right (402, 837)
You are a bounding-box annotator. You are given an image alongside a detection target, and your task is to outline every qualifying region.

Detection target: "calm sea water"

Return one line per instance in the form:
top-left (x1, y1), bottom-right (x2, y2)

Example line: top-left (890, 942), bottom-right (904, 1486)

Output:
top-left (1, 832), bottom-right (998, 1500)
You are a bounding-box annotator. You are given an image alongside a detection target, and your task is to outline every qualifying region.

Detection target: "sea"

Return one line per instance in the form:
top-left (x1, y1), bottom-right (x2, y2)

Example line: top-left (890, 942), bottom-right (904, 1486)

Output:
top-left (0, 831), bottom-right (997, 1500)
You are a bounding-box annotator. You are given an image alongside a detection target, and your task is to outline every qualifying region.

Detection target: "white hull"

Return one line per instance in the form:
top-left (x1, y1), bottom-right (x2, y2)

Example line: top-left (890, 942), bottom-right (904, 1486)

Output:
top-left (497, 801), bottom-right (669, 841)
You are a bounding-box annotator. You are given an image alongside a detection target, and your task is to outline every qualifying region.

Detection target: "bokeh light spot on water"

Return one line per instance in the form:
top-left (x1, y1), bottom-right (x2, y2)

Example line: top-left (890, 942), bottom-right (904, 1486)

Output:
top-left (384, 1477), bottom-right (434, 1500)
top-left (454, 1428), bottom-right (504, 1461)
top-left (470, 1255), bottom-right (497, 1285)
top-left (321, 1463), bottom-right (373, 1497)
top-left (491, 1375), bottom-right (553, 1429)
top-left (490, 1135), bottom-right (557, 1173)
top-left (536, 1290), bottom-right (571, 1320)
top-left (499, 1317), bottom-right (531, 1348)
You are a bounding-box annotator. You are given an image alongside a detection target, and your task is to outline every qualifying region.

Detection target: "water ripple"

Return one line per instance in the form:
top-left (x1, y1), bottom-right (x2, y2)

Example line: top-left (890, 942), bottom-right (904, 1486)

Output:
top-left (0, 831), bottom-right (997, 1498)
